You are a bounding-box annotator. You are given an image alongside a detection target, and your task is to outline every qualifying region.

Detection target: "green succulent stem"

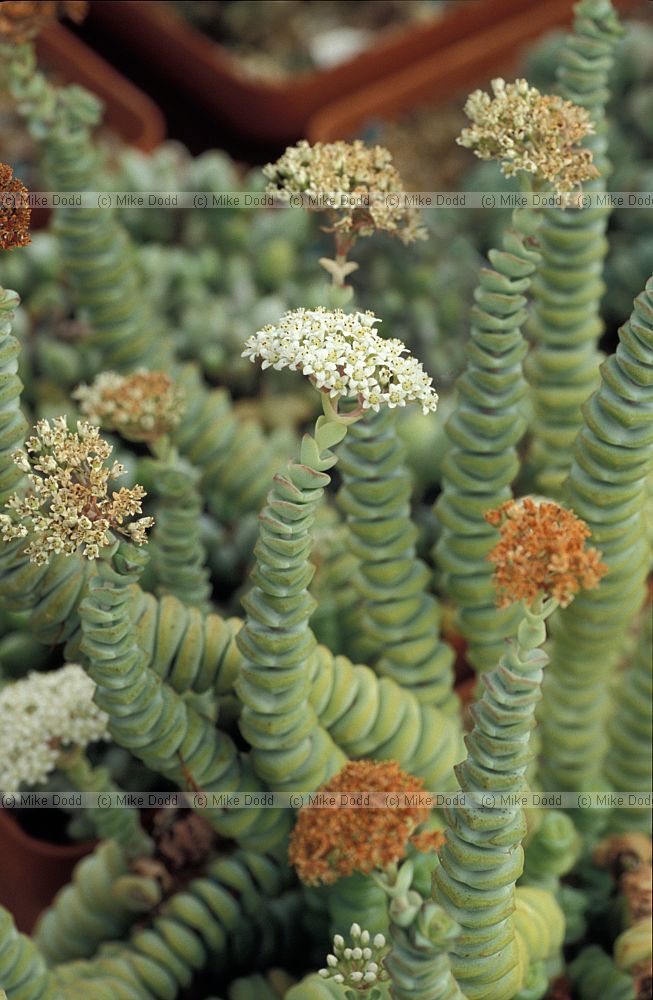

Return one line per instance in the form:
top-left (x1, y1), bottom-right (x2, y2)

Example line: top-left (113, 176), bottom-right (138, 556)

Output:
top-left (0, 287), bottom-right (28, 507)
top-left (78, 536), bottom-right (289, 852)
top-left (51, 852), bottom-right (296, 1000)
top-left (309, 642), bottom-right (464, 791)
top-left (143, 446), bottom-right (212, 610)
top-left (432, 594), bottom-right (557, 1000)
top-left (375, 861), bottom-right (465, 1000)
top-left (0, 905), bottom-right (58, 1000)
top-left (337, 407), bottom-right (458, 716)
top-left (434, 200), bottom-right (541, 673)
top-left (33, 840), bottom-right (163, 966)
top-left (0, 289), bottom-right (95, 646)
top-left (171, 367), bottom-right (288, 526)
top-left (604, 607), bottom-right (653, 834)
top-left (539, 276), bottom-right (653, 803)
top-left (58, 747), bottom-right (153, 859)
top-left (569, 945), bottom-right (637, 1000)
top-left (520, 810), bottom-right (580, 891)
top-left (4, 43), bottom-right (160, 371)
top-left (526, 0), bottom-right (624, 495)
top-left (236, 393), bottom-right (353, 791)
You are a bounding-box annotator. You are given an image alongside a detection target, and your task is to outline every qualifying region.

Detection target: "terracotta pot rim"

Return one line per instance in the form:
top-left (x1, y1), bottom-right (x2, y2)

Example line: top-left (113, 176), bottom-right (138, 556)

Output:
top-left (88, 0), bottom-right (550, 142)
top-left (306, 0), bottom-right (641, 142)
top-left (36, 21), bottom-right (165, 151)
top-left (0, 808), bottom-right (96, 860)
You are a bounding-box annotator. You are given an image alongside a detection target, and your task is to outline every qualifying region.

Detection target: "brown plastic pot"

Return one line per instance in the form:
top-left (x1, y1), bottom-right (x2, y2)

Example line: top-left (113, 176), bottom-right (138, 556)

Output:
top-left (307, 0), bottom-right (641, 142)
top-left (89, 0), bottom-right (548, 144)
top-left (35, 21), bottom-right (165, 152)
top-left (0, 809), bottom-right (95, 933)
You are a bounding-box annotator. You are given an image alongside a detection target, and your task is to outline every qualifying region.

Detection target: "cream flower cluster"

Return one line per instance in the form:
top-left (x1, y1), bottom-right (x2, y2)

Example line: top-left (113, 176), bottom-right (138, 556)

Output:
top-left (73, 369), bottom-right (185, 443)
top-left (264, 139), bottom-right (426, 245)
top-left (458, 78), bottom-right (598, 196)
top-left (242, 308), bottom-right (438, 414)
top-left (318, 924), bottom-right (389, 991)
top-left (0, 664), bottom-right (110, 793)
top-left (0, 416), bottom-right (154, 564)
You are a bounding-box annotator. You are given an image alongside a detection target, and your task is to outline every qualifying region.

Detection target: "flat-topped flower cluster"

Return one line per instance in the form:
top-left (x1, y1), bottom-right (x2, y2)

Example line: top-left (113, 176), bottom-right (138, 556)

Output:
top-left (242, 308), bottom-right (439, 414)
top-left (486, 497), bottom-right (607, 608)
top-left (458, 77), bottom-right (598, 196)
top-left (0, 416), bottom-right (154, 563)
top-left (264, 139), bottom-right (426, 245)
top-left (73, 369), bottom-right (185, 443)
top-left (289, 759), bottom-right (429, 886)
top-left (0, 664), bottom-right (109, 793)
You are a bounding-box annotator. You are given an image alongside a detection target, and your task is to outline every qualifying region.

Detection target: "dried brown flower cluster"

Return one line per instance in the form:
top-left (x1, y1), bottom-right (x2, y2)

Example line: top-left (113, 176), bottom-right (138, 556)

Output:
top-left (594, 833), bottom-right (653, 878)
top-left (595, 834), bottom-right (653, 924)
top-left (634, 962), bottom-right (652, 1000)
top-left (0, 0), bottom-right (87, 41)
top-left (153, 811), bottom-right (217, 875)
top-left (0, 416), bottom-right (154, 564)
top-left (289, 759), bottom-right (429, 886)
top-left (0, 163), bottom-right (31, 251)
top-left (264, 139), bottom-right (426, 246)
top-left (485, 497), bottom-right (607, 608)
top-left (458, 78), bottom-right (598, 196)
top-left (73, 370), bottom-right (185, 443)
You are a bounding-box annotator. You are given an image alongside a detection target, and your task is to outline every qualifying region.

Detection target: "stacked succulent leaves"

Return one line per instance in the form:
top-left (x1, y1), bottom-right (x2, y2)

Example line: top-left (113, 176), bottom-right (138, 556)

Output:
top-left (0, 1), bottom-right (651, 998)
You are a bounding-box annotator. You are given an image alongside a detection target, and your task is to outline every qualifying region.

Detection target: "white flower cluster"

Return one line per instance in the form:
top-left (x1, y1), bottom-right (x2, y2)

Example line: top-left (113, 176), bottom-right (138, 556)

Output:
top-left (263, 139), bottom-right (426, 245)
top-left (0, 664), bottom-right (110, 793)
top-left (0, 415), bottom-right (154, 564)
top-left (242, 308), bottom-right (438, 415)
top-left (319, 924), bottom-right (389, 990)
top-left (458, 78), bottom-right (597, 196)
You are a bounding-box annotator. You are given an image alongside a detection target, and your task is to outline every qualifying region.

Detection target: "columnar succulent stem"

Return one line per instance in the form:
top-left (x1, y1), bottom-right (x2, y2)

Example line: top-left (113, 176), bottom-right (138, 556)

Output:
top-left (434, 204), bottom-right (540, 672)
top-left (605, 608), bottom-right (653, 834)
top-left (539, 277), bottom-right (653, 802)
top-left (526, 0), bottom-right (624, 495)
top-left (378, 861), bottom-right (465, 1000)
top-left (5, 43), bottom-right (160, 371)
top-left (433, 597), bottom-right (556, 1000)
top-left (79, 538), bottom-right (290, 851)
top-left (59, 748), bottom-right (153, 858)
top-left (236, 399), bottom-right (350, 791)
top-left (146, 456), bottom-right (212, 610)
top-left (338, 407), bottom-right (457, 715)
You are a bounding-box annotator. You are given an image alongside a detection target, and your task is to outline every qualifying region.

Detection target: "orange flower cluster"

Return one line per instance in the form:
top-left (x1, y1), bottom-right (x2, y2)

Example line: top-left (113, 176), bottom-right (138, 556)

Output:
top-left (485, 498), bottom-right (607, 608)
top-left (289, 760), bottom-right (429, 886)
top-left (410, 828), bottom-right (446, 855)
top-left (0, 1), bottom-right (87, 42)
top-left (0, 164), bottom-right (31, 251)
